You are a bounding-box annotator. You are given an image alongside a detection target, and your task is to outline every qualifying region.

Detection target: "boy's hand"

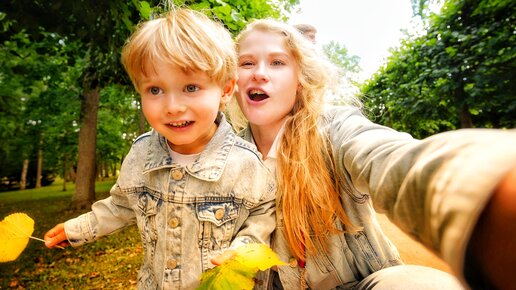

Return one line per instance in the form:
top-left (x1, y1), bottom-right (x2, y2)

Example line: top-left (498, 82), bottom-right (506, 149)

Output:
top-left (211, 249), bottom-right (237, 266)
top-left (44, 223), bottom-right (70, 248)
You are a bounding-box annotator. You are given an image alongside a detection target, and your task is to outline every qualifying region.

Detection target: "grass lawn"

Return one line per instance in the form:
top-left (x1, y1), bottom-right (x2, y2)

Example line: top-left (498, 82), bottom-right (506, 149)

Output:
top-left (0, 179), bottom-right (142, 289)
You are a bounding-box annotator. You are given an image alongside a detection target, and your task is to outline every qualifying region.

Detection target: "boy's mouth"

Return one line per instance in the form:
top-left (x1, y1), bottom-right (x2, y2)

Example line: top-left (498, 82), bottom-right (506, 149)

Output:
top-left (169, 121), bottom-right (193, 128)
top-left (248, 89), bottom-right (269, 101)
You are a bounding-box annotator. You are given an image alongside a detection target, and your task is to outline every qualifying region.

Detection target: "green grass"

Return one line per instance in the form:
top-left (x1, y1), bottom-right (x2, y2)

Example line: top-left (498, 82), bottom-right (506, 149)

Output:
top-left (0, 178), bottom-right (142, 289)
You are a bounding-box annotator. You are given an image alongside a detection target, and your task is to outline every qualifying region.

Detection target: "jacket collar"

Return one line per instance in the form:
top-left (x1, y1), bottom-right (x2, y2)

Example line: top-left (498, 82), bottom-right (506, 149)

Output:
top-left (143, 112), bottom-right (235, 181)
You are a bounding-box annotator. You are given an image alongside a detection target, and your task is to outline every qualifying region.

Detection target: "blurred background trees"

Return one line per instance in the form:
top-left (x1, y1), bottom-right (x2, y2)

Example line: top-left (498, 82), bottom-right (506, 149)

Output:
top-left (0, 0), bottom-right (514, 205)
top-left (0, 0), bottom-right (298, 207)
top-left (362, 0), bottom-right (515, 138)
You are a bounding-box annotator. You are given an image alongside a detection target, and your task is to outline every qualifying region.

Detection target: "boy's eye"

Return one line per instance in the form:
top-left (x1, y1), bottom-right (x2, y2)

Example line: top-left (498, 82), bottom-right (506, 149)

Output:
top-left (149, 87), bottom-right (162, 95)
top-left (184, 84), bottom-right (199, 93)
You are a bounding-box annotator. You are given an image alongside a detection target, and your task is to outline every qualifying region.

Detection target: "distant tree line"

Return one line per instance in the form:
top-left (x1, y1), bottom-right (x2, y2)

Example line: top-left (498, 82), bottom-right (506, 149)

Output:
top-left (362, 0), bottom-right (515, 138)
top-left (0, 0), bottom-right (298, 208)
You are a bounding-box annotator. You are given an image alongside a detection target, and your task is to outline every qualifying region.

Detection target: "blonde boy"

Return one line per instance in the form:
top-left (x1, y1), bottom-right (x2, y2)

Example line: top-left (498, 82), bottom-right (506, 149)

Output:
top-left (45, 8), bottom-right (275, 289)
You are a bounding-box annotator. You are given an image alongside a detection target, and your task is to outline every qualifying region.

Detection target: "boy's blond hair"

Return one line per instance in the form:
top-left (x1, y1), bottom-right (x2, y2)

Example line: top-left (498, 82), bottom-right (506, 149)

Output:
top-left (121, 8), bottom-right (236, 92)
top-left (231, 19), bottom-right (358, 261)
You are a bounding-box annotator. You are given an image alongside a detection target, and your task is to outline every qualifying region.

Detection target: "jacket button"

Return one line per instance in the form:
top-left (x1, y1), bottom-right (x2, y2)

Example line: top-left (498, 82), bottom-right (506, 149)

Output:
top-left (169, 217), bottom-right (180, 228)
top-left (288, 258), bottom-right (298, 268)
top-left (171, 169), bottom-right (183, 180)
top-left (167, 259), bottom-right (178, 269)
top-left (215, 208), bottom-right (225, 220)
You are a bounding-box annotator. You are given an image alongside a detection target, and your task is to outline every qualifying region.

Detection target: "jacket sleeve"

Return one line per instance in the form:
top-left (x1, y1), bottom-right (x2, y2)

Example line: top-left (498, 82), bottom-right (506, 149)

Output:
top-left (63, 184), bottom-right (137, 247)
top-left (230, 166), bottom-right (277, 249)
top-left (327, 106), bottom-right (516, 281)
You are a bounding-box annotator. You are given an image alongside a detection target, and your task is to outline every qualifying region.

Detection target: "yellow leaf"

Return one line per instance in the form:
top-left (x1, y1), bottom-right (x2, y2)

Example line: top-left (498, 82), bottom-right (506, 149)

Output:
top-left (0, 213), bottom-right (35, 262)
top-left (197, 244), bottom-right (286, 290)
top-left (233, 243), bottom-right (286, 271)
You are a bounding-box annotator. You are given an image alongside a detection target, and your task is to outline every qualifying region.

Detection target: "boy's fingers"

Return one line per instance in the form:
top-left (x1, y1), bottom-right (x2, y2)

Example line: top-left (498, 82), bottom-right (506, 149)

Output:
top-left (57, 241), bottom-right (70, 248)
top-left (211, 250), bottom-right (237, 266)
top-left (44, 223), bottom-right (66, 248)
top-left (44, 223), bottom-right (64, 238)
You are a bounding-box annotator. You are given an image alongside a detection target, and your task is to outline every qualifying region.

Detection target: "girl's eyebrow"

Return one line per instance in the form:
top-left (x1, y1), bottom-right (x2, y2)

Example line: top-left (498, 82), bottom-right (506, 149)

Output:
top-left (238, 54), bottom-right (253, 59)
top-left (238, 52), bottom-right (291, 59)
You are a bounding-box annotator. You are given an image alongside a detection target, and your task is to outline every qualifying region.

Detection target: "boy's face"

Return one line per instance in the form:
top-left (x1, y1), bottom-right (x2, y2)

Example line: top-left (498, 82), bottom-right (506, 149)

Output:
top-left (139, 63), bottom-right (234, 154)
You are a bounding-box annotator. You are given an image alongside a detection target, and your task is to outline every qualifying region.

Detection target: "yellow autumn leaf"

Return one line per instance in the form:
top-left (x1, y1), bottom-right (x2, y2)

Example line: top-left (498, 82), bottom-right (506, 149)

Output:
top-left (197, 243), bottom-right (286, 290)
top-left (233, 243), bottom-right (286, 271)
top-left (0, 213), bottom-right (35, 262)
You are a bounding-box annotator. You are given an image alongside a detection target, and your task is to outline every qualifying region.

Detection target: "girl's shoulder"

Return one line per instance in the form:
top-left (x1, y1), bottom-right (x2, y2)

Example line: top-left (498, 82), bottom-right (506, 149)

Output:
top-left (320, 105), bottom-right (365, 129)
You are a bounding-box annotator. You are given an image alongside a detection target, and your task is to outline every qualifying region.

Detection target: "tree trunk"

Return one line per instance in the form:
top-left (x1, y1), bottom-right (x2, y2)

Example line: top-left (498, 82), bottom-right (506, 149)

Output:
top-left (35, 147), bottom-right (43, 188)
top-left (104, 162), bottom-right (109, 178)
top-left (111, 163), bottom-right (117, 178)
top-left (62, 154), bottom-right (67, 191)
top-left (73, 82), bottom-right (100, 210)
top-left (459, 103), bottom-right (473, 128)
top-left (70, 165), bottom-right (76, 183)
top-left (454, 82), bottom-right (473, 129)
top-left (20, 159), bottom-right (29, 190)
top-left (97, 162), bottom-right (103, 181)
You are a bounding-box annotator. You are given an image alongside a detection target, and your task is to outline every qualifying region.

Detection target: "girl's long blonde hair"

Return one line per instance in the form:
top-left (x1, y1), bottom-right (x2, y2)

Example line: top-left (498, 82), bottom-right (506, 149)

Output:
top-left (232, 19), bottom-right (357, 260)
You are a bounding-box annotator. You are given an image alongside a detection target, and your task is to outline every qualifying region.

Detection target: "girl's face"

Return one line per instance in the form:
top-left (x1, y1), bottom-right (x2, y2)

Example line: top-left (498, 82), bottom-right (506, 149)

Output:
top-left (236, 30), bottom-right (299, 130)
top-left (139, 63), bottom-right (233, 154)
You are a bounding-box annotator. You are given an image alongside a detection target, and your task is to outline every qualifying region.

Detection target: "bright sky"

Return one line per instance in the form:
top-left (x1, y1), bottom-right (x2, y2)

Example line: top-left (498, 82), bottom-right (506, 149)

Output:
top-left (288, 0), bottom-right (420, 81)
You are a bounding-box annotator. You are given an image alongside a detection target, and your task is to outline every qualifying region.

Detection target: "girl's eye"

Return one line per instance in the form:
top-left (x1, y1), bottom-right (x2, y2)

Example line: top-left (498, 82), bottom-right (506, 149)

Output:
top-left (149, 87), bottom-right (162, 95)
top-left (271, 60), bottom-right (285, 66)
top-left (239, 60), bottom-right (254, 67)
top-left (184, 84), bottom-right (199, 93)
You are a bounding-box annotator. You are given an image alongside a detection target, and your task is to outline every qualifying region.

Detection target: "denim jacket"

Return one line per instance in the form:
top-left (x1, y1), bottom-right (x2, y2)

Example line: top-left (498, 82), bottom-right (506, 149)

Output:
top-left (242, 106), bottom-right (516, 289)
top-left (64, 113), bottom-right (276, 289)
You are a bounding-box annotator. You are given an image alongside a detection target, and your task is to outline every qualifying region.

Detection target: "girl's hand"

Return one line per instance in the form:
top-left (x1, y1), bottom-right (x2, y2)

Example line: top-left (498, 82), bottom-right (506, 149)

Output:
top-left (469, 167), bottom-right (516, 289)
top-left (44, 223), bottom-right (70, 248)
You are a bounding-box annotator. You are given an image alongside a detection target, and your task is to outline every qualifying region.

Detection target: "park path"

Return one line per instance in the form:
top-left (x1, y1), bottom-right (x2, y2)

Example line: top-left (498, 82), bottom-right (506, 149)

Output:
top-left (376, 213), bottom-right (453, 273)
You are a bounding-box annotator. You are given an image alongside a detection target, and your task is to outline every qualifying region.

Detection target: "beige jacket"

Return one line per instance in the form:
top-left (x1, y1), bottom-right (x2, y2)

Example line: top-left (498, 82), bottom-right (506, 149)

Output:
top-left (242, 106), bottom-right (516, 289)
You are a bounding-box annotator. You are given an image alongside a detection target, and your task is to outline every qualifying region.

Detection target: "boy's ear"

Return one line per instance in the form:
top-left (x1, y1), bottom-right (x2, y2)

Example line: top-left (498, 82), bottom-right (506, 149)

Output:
top-left (221, 78), bottom-right (236, 104)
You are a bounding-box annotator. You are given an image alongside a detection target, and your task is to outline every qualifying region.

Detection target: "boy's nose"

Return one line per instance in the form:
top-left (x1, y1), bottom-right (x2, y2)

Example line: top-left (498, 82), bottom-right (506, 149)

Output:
top-left (165, 95), bottom-right (187, 115)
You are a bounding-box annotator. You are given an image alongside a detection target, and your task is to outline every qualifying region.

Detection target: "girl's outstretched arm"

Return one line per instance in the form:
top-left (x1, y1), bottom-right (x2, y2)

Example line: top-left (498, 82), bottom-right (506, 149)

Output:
top-left (468, 167), bottom-right (516, 289)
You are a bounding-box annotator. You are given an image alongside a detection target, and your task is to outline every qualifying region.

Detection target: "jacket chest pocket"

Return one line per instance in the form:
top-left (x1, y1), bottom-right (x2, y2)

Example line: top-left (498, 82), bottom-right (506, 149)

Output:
top-left (197, 201), bottom-right (240, 250)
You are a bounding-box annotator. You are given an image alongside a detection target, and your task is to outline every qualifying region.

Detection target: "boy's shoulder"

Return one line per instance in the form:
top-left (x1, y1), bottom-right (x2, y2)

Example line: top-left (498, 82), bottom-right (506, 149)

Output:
top-left (232, 135), bottom-right (264, 161)
top-left (133, 131), bottom-right (153, 145)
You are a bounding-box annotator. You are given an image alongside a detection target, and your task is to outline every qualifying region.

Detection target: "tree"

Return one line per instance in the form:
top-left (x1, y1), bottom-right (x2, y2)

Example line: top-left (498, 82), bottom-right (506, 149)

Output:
top-left (322, 41), bottom-right (361, 105)
top-left (362, 0), bottom-right (516, 138)
top-left (0, 23), bottom-right (82, 190)
top-left (1, 0), bottom-right (299, 204)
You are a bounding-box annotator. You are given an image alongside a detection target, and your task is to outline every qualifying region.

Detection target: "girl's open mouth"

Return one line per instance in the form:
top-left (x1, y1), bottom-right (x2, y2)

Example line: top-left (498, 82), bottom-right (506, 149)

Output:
top-left (248, 89), bottom-right (269, 101)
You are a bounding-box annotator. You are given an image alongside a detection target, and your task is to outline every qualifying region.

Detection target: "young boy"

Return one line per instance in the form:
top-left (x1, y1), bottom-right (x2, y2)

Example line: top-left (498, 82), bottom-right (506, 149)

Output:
top-left (44, 8), bottom-right (276, 289)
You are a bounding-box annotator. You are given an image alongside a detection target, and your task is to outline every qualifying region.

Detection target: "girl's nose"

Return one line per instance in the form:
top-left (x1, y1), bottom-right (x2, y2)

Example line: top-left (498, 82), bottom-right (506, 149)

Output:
top-left (252, 63), bottom-right (270, 82)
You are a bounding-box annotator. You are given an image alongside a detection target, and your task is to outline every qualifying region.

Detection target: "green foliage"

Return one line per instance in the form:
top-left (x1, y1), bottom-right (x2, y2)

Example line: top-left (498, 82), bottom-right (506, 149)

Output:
top-left (172, 0), bottom-right (299, 33)
top-left (323, 41), bottom-right (361, 74)
top-left (0, 27), bottom-right (83, 187)
top-left (362, 0), bottom-right (516, 138)
top-left (0, 0), bottom-right (299, 187)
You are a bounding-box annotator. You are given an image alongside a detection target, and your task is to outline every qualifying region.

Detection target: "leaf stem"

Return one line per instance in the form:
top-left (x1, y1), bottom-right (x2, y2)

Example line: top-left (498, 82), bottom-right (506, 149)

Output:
top-left (30, 236), bottom-right (65, 249)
